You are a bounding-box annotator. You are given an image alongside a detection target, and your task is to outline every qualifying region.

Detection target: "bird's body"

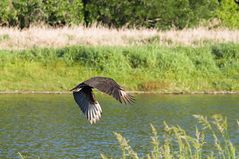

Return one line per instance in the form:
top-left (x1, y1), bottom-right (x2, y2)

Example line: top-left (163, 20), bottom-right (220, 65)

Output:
top-left (71, 76), bottom-right (134, 124)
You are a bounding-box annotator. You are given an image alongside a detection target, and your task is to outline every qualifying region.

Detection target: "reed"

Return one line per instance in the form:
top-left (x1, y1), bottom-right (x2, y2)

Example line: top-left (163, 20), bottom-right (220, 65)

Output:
top-left (0, 26), bottom-right (239, 50)
top-left (102, 115), bottom-right (238, 159)
top-left (18, 152), bottom-right (25, 159)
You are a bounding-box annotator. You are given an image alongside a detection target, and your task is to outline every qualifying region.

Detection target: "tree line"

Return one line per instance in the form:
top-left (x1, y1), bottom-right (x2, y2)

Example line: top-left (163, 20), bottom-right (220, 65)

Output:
top-left (0, 0), bottom-right (238, 30)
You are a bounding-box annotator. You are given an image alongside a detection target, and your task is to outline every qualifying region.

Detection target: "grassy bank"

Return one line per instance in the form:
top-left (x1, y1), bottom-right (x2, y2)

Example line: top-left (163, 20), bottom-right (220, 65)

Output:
top-left (0, 43), bottom-right (239, 92)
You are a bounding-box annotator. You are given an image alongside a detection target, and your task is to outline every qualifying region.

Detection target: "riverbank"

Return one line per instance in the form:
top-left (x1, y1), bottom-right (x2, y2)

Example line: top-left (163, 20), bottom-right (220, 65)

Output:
top-left (0, 42), bottom-right (239, 92)
top-left (1, 90), bottom-right (239, 95)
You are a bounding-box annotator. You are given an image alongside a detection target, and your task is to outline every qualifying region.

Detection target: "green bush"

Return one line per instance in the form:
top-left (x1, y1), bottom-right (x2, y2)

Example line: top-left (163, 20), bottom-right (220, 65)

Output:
top-left (216, 0), bottom-right (239, 28)
top-left (0, 0), bottom-right (239, 29)
top-left (189, 0), bottom-right (219, 26)
top-left (0, 0), bottom-right (17, 26)
top-left (86, 0), bottom-right (195, 29)
top-left (42, 0), bottom-right (83, 26)
top-left (0, 0), bottom-right (83, 28)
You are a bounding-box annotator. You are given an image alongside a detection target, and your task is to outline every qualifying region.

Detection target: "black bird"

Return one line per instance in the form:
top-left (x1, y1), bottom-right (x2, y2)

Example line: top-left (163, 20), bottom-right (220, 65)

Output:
top-left (70, 76), bottom-right (134, 124)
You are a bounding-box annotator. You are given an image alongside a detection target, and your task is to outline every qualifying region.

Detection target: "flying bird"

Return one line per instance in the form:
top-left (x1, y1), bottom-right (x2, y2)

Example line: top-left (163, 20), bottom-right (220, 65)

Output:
top-left (70, 76), bottom-right (134, 124)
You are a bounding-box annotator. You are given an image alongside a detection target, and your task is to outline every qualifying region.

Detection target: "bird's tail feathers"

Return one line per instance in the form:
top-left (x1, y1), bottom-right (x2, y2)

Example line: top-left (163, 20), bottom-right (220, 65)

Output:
top-left (86, 102), bottom-right (102, 124)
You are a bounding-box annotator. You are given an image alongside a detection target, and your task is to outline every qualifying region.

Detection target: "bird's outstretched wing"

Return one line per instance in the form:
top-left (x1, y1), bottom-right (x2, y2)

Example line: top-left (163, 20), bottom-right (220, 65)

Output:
top-left (83, 76), bottom-right (134, 104)
top-left (73, 87), bottom-right (102, 124)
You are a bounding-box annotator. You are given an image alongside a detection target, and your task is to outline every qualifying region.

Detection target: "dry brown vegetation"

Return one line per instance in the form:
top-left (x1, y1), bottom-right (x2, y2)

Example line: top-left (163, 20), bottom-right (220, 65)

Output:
top-left (0, 26), bottom-right (239, 50)
top-left (0, 26), bottom-right (156, 50)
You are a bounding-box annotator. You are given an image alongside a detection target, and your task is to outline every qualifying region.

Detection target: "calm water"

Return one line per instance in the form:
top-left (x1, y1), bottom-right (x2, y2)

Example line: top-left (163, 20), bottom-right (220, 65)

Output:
top-left (0, 94), bottom-right (239, 158)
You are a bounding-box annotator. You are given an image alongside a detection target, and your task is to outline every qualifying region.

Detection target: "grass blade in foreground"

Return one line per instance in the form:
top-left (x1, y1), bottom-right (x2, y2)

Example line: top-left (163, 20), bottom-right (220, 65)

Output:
top-left (102, 115), bottom-right (238, 159)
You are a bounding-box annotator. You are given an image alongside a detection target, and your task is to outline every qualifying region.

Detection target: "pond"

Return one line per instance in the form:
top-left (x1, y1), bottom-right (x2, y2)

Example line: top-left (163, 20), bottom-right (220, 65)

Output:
top-left (0, 94), bottom-right (239, 158)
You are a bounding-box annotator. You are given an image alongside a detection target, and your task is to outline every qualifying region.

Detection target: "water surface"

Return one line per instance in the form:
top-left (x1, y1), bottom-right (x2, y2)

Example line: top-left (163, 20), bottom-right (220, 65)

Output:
top-left (0, 94), bottom-right (239, 158)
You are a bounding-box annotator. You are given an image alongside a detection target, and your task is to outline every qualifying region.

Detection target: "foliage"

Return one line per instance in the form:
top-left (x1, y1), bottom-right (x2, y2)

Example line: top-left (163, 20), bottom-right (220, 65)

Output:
top-left (12, 0), bottom-right (44, 28)
top-left (0, 0), bottom-right (83, 28)
top-left (215, 0), bottom-right (239, 28)
top-left (0, 43), bottom-right (239, 91)
top-left (86, 0), bottom-right (214, 29)
top-left (0, 0), bottom-right (17, 26)
top-left (189, 0), bottom-right (219, 26)
top-left (102, 115), bottom-right (238, 159)
top-left (42, 0), bottom-right (83, 26)
top-left (0, 0), bottom-right (238, 29)
top-left (153, 0), bottom-right (193, 29)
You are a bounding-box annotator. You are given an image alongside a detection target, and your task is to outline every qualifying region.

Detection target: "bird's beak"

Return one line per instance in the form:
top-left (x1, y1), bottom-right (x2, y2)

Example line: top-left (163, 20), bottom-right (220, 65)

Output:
top-left (69, 87), bottom-right (80, 92)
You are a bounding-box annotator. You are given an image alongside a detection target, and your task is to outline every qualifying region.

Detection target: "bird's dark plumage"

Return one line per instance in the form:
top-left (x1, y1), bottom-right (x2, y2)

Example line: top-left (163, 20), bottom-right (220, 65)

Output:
top-left (71, 76), bottom-right (134, 124)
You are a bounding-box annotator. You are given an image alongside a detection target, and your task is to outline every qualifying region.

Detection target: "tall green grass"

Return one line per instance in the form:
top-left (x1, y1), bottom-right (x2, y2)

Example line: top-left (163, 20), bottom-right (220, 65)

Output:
top-left (0, 43), bottom-right (239, 91)
top-left (102, 115), bottom-right (238, 159)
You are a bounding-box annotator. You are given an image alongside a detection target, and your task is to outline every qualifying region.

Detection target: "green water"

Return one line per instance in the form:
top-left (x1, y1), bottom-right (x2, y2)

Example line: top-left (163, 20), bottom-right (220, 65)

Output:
top-left (0, 94), bottom-right (239, 158)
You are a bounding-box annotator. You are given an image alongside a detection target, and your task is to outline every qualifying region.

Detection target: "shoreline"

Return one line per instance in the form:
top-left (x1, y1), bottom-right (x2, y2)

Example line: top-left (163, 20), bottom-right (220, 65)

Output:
top-left (1, 90), bottom-right (239, 95)
top-left (1, 44), bottom-right (239, 94)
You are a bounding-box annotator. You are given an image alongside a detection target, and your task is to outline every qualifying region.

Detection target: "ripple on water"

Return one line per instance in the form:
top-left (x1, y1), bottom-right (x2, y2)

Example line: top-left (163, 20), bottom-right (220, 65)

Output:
top-left (0, 94), bottom-right (239, 158)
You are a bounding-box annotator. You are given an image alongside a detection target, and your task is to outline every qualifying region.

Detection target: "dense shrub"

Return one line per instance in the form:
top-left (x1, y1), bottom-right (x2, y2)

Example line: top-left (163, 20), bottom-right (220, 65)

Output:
top-left (0, 0), bottom-right (83, 28)
top-left (42, 0), bottom-right (83, 26)
top-left (0, 0), bottom-right (238, 29)
top-left (215, 0), bottom-right (239, 28)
